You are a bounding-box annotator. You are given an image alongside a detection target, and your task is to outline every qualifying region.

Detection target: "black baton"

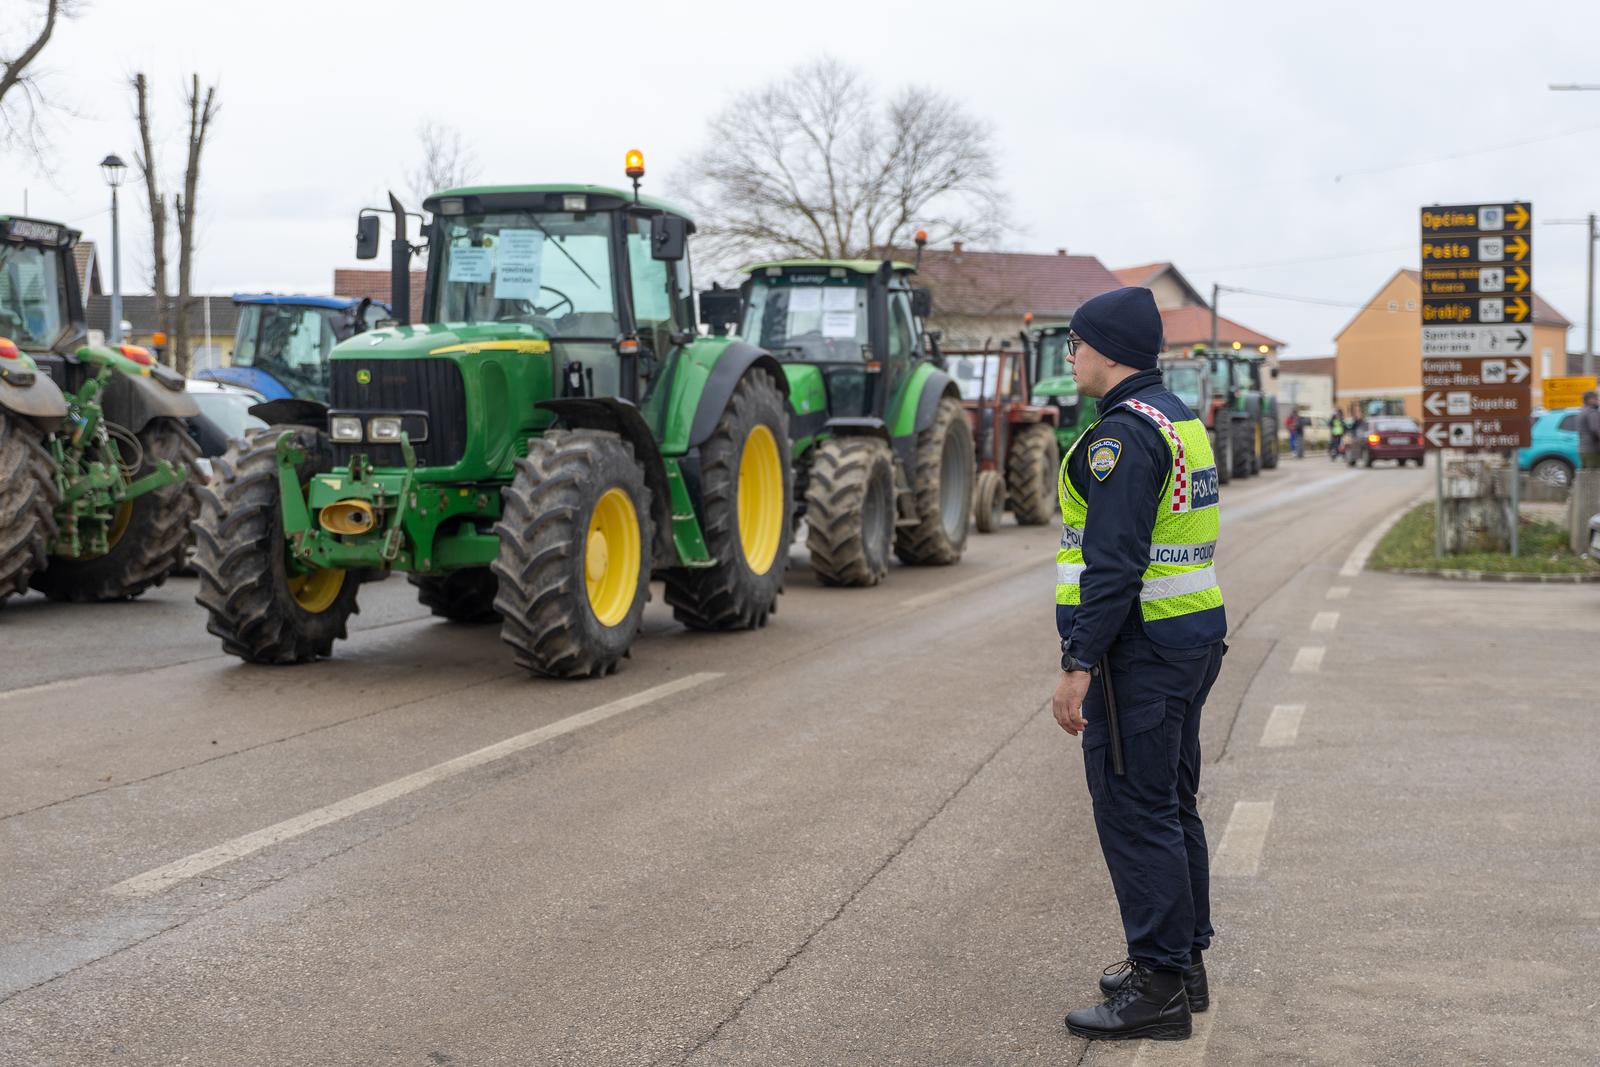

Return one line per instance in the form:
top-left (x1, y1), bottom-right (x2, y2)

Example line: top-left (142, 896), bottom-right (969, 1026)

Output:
top-left (1098, 658), bottom-right (1126, 777)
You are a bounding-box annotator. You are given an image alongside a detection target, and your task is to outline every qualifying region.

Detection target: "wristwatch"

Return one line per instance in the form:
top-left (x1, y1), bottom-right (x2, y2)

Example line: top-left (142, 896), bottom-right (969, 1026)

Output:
top-left (1060, 652), bottom-right (1098, 675)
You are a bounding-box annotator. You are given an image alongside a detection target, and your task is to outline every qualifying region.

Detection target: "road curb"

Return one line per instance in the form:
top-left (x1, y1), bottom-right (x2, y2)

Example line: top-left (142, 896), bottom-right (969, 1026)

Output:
top-left (1376, 567), bottom-right (1600, 584)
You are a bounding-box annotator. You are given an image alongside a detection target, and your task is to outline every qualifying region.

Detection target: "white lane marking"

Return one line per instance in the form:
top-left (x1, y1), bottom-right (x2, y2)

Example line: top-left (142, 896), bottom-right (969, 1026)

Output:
top-left (1131, 1004), bottom-right (1216, 1065)
top-left (108, 672), bottom-right (722, 898)
top-left (1259, 704), bottom-right (1305, 748)
top-left (1325, 585), bottom-right (1351, 600)
top-left (1311, 611), bottom-right (1340, 634)
top-left (1224, 471), bottom-right (1361, 524)
top-left (1338, 499), bottom-right (1418, 576)
top-left (0, 675), bottom-right (92, 705)
top-left (1291, 646), bottom-right (1325, 673)
top-left (1212, 800), bottom-right (1275, 877)
top-left (900, 555), bottom-right (1042, 609)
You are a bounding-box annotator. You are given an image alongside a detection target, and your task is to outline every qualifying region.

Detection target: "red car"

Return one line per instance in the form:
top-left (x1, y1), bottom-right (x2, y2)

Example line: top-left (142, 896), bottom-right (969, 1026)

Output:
top-left (1347, 416), bottom-right (1426, 468)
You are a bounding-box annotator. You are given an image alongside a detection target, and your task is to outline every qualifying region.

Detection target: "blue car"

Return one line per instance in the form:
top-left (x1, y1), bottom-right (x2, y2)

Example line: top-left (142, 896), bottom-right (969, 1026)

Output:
top-left (1518, 408), bottom-right (1582, 487)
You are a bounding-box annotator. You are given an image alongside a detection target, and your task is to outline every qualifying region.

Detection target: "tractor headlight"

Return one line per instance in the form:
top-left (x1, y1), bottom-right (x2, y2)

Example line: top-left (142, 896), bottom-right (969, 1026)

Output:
top-left (331, 416), bottom-right (364, 442)
top-left (367, 416), bottom-right (404, 442)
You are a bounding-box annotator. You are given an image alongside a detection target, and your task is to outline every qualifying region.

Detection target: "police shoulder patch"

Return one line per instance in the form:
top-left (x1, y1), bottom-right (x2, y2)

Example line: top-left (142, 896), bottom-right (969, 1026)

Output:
top-left (1088, 438), bottom-right (1122, 481)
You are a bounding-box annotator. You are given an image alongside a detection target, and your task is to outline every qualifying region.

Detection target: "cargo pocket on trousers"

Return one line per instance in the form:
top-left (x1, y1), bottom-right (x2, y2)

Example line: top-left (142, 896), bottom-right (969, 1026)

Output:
top-left (1083, 697), bottom-right (1169, 809)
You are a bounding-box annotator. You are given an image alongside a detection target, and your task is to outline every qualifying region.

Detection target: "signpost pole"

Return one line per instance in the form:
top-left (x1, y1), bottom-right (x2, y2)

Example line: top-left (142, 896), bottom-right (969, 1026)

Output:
top-left (1435, 449), bottom-right (1445, 558)
top-left (1587, 213), bottom-right (1596, 378)
top-left (1508, 449), bottom-right (1520, 558)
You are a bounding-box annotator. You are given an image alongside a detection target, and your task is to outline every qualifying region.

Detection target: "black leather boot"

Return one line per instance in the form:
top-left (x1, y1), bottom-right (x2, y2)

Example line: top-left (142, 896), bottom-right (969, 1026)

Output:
top-left (1099, 948), bottom-right (1209, 1011)
top-left (1067, 962), bottom-right (1191, 1041)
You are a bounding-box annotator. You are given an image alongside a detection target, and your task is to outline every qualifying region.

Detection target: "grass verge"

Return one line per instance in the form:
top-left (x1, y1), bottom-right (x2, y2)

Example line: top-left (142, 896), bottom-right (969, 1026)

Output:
top-left (1369, 503), bottom-right (1600, 576)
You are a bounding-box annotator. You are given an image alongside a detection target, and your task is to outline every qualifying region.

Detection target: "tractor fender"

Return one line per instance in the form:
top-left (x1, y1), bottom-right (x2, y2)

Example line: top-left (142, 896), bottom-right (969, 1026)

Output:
top-left (686, 340), bottom-right (788, 450)
top-left (101, 368), bottom-right (200, 432)
top-left (537, 397), bottom-right (676, 568)
top-left (0, 364), bottom-right (69, 432)
top-left (905, 367), bottom-right (960, 437)
top-left (251, 398), bottom-right (329, 429)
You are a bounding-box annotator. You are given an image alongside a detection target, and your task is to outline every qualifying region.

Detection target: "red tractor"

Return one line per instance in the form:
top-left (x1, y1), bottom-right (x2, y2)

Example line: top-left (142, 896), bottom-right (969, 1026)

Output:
top-left (944, 335), bottom-right (1061, 533)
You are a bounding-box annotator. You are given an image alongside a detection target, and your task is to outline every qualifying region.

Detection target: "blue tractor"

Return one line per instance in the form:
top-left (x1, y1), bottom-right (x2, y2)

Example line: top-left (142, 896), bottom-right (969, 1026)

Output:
top-left (195, 294), bottom-right (389, 402)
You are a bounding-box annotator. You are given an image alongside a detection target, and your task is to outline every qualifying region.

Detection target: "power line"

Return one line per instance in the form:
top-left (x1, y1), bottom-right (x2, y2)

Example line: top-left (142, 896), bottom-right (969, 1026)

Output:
top-left (1194, 243), bottom-right (1413, 273)
top-left (1332, 122), bottom-right (1600, 182)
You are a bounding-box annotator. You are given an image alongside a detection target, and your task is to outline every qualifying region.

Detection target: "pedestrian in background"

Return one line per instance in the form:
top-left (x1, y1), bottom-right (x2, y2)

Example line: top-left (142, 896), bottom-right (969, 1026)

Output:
top-left (1329, 412), bottom-right (1346, 462)
top-left (1579, 391), bottom-right (1600, 470)
top-left (1285, 411), bottom-right (1299, 458)
top-left (1051, 287), bottom-right (1228, 1043)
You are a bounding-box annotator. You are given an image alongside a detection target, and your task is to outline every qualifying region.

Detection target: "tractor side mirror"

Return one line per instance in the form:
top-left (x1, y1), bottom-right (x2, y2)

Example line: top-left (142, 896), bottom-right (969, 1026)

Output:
top-left (355, 215), bottom-right (380, 260)
top-left (652, 215), bottom-right (688, 261)
top-left (698, 287), bottom-right (741, 336)
top-left (910, 288), bottom-right (933, 318)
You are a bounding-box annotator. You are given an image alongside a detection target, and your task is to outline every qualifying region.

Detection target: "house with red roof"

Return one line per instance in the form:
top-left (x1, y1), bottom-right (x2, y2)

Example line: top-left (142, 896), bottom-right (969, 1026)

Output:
top-left (909, 243), bottom-right (1122, 349)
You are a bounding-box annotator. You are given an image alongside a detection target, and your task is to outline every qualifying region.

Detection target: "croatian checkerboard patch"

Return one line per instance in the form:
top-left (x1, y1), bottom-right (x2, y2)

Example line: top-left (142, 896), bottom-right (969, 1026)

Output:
top-left (1088, 438), bottom-right (1122, 481)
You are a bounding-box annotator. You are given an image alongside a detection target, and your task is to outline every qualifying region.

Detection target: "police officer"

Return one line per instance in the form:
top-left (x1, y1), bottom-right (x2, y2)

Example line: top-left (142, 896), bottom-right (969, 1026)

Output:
top-left (1049, 287), bottom-right (1228, 1043)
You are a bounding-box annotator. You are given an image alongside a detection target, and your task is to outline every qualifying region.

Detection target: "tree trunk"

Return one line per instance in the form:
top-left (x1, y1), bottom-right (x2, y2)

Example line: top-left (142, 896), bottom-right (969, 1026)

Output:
top-left (173, 75), bottom-right (217, 377)
top-left (131, 73), bottom-right (171, 365)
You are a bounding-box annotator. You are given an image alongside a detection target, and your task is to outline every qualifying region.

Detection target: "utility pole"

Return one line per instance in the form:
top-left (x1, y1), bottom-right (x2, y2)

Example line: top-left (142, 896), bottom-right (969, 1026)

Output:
top-left (1547, 215), bottom-right (1598, 376)
top-left (1209, 283), bottom-right (1219, 352)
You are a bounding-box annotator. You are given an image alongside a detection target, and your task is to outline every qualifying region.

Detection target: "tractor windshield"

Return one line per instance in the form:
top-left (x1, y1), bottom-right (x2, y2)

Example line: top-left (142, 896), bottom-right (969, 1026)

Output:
top-left (741, 280), bottom-right (868, 362)
top-left (947, 353), bottom-right (1022, 402)
top-left (0, 241), bottom-right (67, 350)
top-left (435, 210), bottom-right (618, 339)
top-left (1166, 366), bottom-right (1204, 410)
top-left (1036, 332), bottom-right (1071, 381)
top-left (233, 304), bottom-right (341, 400)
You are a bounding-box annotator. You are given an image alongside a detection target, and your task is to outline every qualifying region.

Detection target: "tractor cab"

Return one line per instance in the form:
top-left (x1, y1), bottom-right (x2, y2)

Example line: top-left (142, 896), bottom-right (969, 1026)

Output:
top-left (733, 259), bottom-right (929, 421)
top-left (1026, 322), bottom-right (1088, 451)
top-left (196, 295), bottom-right (389, 402)
top-left (0, 216), bottom-right (84, 364)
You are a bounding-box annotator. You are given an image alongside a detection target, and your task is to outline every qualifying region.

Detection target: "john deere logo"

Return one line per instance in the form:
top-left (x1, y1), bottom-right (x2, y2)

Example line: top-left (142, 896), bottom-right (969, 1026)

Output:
top-left (356, 369), bottom-right (372, 385)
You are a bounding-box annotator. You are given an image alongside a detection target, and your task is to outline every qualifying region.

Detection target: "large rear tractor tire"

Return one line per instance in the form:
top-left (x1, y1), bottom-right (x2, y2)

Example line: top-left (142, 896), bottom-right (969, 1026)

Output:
top-left (1213, 427), bottom-right (1231, 486)
top-left (1261, 415), bottom-right (1280, 469)
top-left (805, 436), bottom-right (895, 587)
top-left (974, 469), bottom-right (1004, 534)
top-left (410, 569), bottom-right (500, 623)
top-left (895, 395), bottom-right (975, 566)
top-left (492, 431), bottom-right (651, 679)
top-left (1230, 418), bottom-right (1254, 480)
top-left (193, 426), bottom-right (359, 663)
top-left (0, 410), bottom-right (60, 606)
top-left (1006, 422), bottom-right (1060, 526)
top-left (664, 370), bottom-right (792, 631)
top-left (33, 417), bottom-right (202, 602)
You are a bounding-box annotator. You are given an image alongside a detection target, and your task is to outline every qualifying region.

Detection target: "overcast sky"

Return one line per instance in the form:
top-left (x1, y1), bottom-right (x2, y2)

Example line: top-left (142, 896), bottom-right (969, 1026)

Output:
top-left (4, 0), bottom-right (1598, 357)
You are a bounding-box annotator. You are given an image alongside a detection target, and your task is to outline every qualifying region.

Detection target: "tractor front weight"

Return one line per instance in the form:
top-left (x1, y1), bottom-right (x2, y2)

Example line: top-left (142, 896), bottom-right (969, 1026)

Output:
top-left (277, 431), bottom-right (501, 576)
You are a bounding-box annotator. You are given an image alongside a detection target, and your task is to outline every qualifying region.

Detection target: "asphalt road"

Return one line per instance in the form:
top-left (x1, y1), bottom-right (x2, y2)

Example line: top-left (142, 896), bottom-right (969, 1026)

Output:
top-left (9, 456), bottom-right (1586, 1065)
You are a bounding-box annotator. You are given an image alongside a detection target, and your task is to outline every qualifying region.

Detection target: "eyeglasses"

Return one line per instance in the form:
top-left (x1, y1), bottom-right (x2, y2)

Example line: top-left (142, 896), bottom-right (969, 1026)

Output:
top-left (1065, 333), bottom-right (1083, 357)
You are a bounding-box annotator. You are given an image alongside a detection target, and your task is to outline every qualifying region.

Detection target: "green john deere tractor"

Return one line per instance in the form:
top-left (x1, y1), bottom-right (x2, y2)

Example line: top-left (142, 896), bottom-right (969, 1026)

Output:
top-left (194, 163), bottom-right (794, 678)
top-left (703, 247), bottom-right (974, 587)
top-left (0, 215), bottom-right (201, 606)
top-left (1027, 321), bottom-right (1096, 454)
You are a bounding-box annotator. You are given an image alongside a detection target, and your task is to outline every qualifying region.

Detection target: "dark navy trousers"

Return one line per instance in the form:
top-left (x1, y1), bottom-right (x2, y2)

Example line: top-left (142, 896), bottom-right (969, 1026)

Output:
top-left (1080, 635), bottom-right (1226, 971)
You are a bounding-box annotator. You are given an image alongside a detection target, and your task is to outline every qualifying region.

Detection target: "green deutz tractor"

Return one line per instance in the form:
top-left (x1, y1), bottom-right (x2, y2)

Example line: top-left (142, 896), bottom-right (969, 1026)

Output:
top-left (194, 165), bottom-right (794, 678)
top-left (704, 249), bottom-right (974, 586)
top-left (0, 215), bottom-right (201, 606)
top-left (1026, 321), bottom-right (1096, 454)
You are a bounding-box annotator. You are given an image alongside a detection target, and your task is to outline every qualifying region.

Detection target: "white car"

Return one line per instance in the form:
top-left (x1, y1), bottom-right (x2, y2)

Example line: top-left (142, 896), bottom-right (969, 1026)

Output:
top-left (184, 379), bottom-right (267, 479)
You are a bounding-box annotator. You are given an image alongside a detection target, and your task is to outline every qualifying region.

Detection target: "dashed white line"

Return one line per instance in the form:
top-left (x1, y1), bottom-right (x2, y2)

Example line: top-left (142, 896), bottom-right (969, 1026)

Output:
top-left (1325, 585), bottom-right (1351, 600)
top-left (1291, 646), bottom-right (1325, 673)
top-left (108, 672), bottom-right (722, 898)
top-left (1311, 611), bottom-right (1340, 634)
top-left (1212, 800), bottom-right (1275, 877)
top-left (0, 675), bottom-right (92, 705)
top-left (1260, 704), bottom-right (1305, 748)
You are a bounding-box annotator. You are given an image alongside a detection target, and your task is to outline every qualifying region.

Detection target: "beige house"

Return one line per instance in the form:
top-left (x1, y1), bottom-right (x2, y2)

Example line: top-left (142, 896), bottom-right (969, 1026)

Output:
top-left (1114, 262), bottom-right (1287, 394)
top-left (1333, 269), bottom-right (1571, 418)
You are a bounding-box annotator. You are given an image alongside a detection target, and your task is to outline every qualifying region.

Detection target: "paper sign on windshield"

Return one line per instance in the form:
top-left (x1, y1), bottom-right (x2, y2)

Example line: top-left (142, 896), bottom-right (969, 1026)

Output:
top-left (495, 229), bottom-right (544, 300)
top-left (786, 288), bottom-right (822, 313)
top-left (822, 310), bottom-right (857, 338)
top-left (449, 247), bottom-right (492, 284)
top-left (823, 288), bottom-right (856, 312)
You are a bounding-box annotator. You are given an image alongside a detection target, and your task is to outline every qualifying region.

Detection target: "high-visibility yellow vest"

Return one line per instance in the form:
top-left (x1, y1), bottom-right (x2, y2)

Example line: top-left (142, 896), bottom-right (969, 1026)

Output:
top-left (1056, 395), bottom-right (1224, 646)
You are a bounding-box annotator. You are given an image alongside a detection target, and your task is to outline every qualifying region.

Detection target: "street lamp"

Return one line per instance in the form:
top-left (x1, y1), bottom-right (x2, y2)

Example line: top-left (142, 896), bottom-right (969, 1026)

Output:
top-left (99, 153), bottom-right (128, 344)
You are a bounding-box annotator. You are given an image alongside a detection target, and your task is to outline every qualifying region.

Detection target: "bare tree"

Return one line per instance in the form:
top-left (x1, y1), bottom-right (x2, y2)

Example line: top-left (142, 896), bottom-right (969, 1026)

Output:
top-left (131, 74), bottom-right (170, 351)
top-left (673, 57), bottom-right (1007, 269)
top-left (0, 0), bottom-right (79, 164)
top-left (407, 119), bottom-right (479, 206)
top-left (129, 72), bottom-right (218, 374)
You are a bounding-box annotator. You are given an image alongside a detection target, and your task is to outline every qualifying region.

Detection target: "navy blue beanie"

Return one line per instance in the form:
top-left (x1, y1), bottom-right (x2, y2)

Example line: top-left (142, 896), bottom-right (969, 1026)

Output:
top-left (1070, 287), bottom-right (1164, 370)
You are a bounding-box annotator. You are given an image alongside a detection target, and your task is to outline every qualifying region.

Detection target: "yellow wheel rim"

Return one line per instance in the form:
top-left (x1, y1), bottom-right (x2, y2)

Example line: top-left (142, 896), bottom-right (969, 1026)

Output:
top-left (585, 487), bottom-right (641, 628)
top-left (104, 501), bottom-right (133, 551)
top-left (736, 424), bottom-right (784, 576)
top-left (287, 567), bottom-right (346, 614)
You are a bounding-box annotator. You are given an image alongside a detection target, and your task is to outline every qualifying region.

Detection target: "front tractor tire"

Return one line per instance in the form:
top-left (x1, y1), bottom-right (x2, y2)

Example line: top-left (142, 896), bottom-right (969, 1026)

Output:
top-left (491, 431), bottom-right (652, 679)
top-left (805, 436), bottom-right (895, 587)
top-left (410, 570), bottom-right (500, 623)
top-left (0, 409), bottom-right (60, 606)
top-left (1006, 422), bottom-right (1060, 526)
top-left (193, 426), bottom-right (359, 663)
top-left (664, 371), bottom-right (793, 631)
top-left (895, 395), bottom-right (975, 566)
top-left (32, 417), bottom-right (202, 602)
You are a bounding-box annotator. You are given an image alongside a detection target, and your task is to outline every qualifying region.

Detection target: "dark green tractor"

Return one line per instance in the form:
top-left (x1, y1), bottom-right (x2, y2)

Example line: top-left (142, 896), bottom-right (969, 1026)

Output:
top-left (704, 248), bottom-right (974, 587)
top-left (194, 158), bottom-right (793, 678)
top-left (1026, 321), bottom-right (1097, 455)
top-left (0, 215), bottom-right (201, 606)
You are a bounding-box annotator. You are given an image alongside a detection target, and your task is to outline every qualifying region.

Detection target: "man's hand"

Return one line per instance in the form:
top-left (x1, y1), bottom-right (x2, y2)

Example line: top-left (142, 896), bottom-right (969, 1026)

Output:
top-left (1053, 670), bottom-right (1091, 735)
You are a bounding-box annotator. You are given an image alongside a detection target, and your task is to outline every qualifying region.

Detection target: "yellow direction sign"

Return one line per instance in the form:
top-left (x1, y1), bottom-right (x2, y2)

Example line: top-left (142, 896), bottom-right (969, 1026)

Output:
top-left (1543, 376), bottom-right (1598, 409)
